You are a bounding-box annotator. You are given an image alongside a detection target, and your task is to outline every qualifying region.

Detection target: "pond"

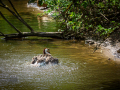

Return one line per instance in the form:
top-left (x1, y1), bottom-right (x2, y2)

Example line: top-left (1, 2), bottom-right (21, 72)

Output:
top-left (0, 0), bottom-right (120, 90)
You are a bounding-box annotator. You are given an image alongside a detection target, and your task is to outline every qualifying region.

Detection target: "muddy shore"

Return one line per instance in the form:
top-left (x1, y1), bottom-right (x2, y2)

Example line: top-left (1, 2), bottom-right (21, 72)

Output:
top-left (85, 36), bottom-right (120, 63)
top-left (101, 40), bottom-right (120, 62)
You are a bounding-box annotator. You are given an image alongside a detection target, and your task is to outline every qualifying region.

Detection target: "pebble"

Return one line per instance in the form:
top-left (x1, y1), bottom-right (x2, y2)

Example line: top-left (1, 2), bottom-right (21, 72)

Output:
top-left (85, 40), bottom-right (94, 45)
top-left (117, 49), bottom-right (120, 53)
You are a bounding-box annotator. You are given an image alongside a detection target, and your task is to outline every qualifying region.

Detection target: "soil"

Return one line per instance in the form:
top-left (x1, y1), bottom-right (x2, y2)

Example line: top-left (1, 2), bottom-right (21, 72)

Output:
top-left (101, 39), bottom-right (120, 62)
top-left (85, 29), bottom-right (120, 63)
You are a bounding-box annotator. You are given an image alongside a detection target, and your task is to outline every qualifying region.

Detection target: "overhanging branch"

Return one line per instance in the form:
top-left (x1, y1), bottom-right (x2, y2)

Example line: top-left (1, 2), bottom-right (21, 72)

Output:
top-left (0, 0), bottom-right (34, 33)
top-left (8, 0), bottom-right (34, 33)
top-left (0, 11), bottom-right (22, 34)
top-left (0, 31), bottom-right (5, 36)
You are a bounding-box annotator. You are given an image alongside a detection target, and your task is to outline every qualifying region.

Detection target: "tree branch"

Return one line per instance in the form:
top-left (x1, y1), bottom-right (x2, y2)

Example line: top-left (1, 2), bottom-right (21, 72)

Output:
top-left (3, 32), bottom-right (63, 39)
top-left (0, 11), bottom-right (22, 34)
top-left (99, 12), bottom-right (109, 21)
top-left (0, 31), bottom-right (5, 36)
top-left (0, 0), bottom-right (34, 33)
top-left (8, 0), bottom-right (34, 33)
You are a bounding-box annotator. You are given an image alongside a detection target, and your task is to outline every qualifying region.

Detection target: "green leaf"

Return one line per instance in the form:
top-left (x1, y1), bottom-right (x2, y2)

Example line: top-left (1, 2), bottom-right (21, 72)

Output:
top-left (72, 26), bottom-right (75, 30)
top-left (81, 1), bottom-right (88, 8)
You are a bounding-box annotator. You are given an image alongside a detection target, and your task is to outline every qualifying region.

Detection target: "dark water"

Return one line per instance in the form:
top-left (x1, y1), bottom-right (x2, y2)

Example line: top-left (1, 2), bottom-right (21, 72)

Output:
top-left (1, 0), bottom-right (120, 90)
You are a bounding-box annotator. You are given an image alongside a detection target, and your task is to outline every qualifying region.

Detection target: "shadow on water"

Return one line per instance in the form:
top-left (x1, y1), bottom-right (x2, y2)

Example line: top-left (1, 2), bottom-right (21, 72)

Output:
top-left (1, 38), bottom-right (60, 48)
top-left (101, 79), bottom-right (120, 90)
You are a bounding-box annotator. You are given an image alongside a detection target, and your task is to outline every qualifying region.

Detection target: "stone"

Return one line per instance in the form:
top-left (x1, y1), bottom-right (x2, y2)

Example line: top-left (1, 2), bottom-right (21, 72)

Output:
top-left (117, 49), bottom-right (120, 53)
top-left (85, 40), bottom-right (94, 45)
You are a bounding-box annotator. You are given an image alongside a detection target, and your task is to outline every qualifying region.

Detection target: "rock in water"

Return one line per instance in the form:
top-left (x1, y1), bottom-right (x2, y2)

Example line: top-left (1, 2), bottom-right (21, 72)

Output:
top-left (117, 49), bottom-right (120, 53)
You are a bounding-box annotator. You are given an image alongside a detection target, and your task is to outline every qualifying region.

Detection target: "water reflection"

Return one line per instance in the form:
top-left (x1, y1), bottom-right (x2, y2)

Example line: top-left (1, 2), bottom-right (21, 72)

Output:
top-left (37, 16), bottom-right (52, 29)
top-left (101, 80), bottom-right (120, 90)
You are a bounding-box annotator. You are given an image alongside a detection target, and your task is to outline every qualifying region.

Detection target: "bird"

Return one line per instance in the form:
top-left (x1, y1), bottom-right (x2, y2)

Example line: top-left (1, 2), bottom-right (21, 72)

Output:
top-left (31, 48), bottom-right (58, 66)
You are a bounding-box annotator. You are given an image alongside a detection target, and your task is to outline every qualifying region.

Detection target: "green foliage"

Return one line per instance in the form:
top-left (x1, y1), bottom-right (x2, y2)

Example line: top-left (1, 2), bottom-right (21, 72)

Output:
top-left (38, 0), bottom-right (120, 38)
top-left (81, 1), bottom-right (88, 8)
top-left (96, 25), bottom-right (113, 36)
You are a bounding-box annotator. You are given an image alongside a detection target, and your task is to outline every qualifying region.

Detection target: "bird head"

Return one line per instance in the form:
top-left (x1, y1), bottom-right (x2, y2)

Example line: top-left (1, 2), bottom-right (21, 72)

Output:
top-left (43, 48), bottom-right (50, 54)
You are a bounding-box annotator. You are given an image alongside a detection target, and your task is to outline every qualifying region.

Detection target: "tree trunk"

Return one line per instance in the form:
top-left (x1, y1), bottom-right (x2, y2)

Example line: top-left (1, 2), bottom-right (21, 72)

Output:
top-left (2, 32), bottom-right (63, 39)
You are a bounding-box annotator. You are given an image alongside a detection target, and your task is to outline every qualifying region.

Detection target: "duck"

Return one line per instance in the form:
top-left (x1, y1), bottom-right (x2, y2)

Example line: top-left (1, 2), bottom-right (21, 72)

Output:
top-left (31, 48), bottom-right (58, 66)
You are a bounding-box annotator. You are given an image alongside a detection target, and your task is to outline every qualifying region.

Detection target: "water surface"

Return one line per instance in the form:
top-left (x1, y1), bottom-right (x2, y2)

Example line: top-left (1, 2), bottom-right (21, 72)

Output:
top-left (0, 0), bottom-right (120, 90)
top-left (0, 39), bottom-right (120, 90)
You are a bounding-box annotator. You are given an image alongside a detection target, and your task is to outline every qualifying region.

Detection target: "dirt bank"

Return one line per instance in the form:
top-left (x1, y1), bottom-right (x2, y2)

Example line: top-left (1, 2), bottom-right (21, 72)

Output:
top-left (101, 38), bottom-right (120, 62)
top-left (85, 30), bottom-right (120, 63)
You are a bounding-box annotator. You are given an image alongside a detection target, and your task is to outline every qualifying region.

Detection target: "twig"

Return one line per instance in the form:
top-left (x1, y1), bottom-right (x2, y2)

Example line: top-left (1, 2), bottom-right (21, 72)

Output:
top-left (99, 12), bottom-right (109, 21)
top-left (0, 31), bottom-right (5, 36)
top-left (64, 2), bottom-right (73, 14)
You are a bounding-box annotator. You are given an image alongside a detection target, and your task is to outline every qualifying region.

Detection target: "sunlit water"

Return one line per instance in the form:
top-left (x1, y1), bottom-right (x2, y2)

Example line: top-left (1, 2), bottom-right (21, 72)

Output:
top-left (1, 0), bottom-right (120, 90)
